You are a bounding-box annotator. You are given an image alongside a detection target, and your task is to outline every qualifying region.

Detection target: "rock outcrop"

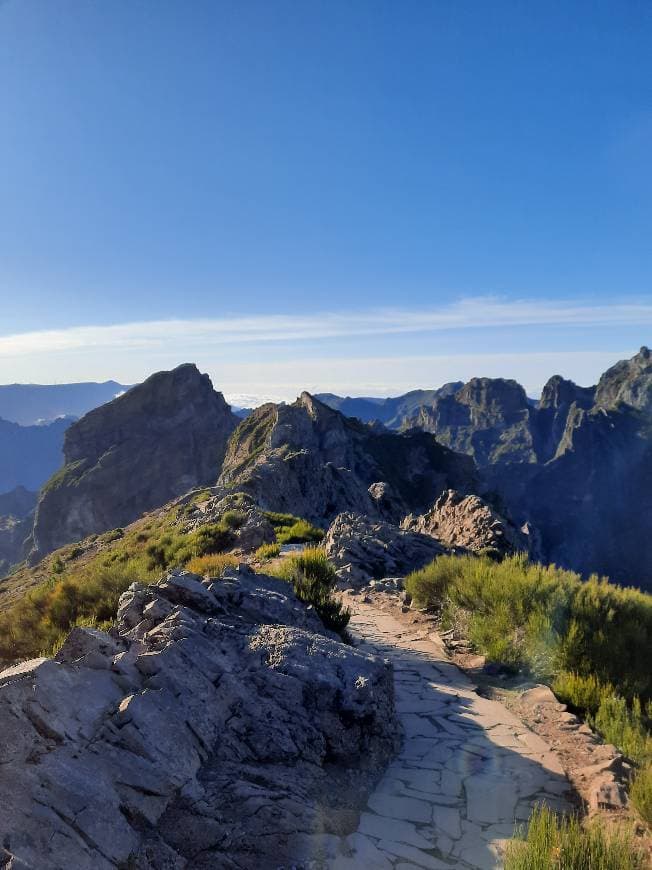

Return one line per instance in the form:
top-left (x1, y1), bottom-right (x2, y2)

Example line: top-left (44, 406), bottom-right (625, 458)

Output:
top-left (324, 512), bottom-right (445, 584)
top-left (181, 491), bottom-right (276, 553)
top-left (219, 392), bottom-right (477, 526)
top-left (402, 489), bottom-right (532, 557)
top-left (29, 365), bottom-right (239, 563)
top-left (594, 346), bottom-right (652, 414)
top-left (0, 566), bottom-right (397, 869)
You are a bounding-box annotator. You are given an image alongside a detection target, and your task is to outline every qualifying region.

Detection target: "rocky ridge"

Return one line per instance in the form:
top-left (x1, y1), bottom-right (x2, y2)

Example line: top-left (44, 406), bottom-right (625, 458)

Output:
top-left (0, 566), bottom-right (397, 869)
top-left (29, 365), bottom-right (239, 564)
top-left (219, 392), bottom-right (477, 527)
top-left (402, 489), bottom-right (534, 558)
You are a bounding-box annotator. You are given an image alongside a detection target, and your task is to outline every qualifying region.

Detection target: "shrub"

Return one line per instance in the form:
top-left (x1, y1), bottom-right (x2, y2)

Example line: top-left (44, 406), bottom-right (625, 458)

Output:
top-left (255, 542), bottom-right (281, 561)
top-left (630, 762), bottom-right (652, 825)
top-left (263, 511), bottom-right (324, 544)
top-left (186, 553), bottom-right (240, 577)
top-left (552, 672), bottom-right (611, 716)
top-left (404, 554), bottom-right (652, 700)
top-left (145, 523), bottom-right (234, 571)
top-left (592, 695), bottom-right (652, 765)
top-left (221, 509), bottom-right (246, 530)
top-left (504, 804), bottom-right (645, 869)
top-left (0, 556), bottom-right (153, 663)
top-left (271, 548), bottom-right (350, 633)
top-left (102, 528), bottom-right (124, 543)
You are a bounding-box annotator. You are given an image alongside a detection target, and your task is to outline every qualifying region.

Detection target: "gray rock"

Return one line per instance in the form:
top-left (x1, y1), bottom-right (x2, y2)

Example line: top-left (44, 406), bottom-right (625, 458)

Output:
top-left (324, 512), bottom-right (444, 585)
top-left (0, 569), bottom-right (397, 869)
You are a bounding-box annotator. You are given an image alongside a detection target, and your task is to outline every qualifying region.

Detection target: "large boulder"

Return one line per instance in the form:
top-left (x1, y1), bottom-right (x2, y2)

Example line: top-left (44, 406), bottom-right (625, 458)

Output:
top-left (0, 567), bottom-right (397, 869)
top-left (323, 512), bottom-right (445, 585)
top-left (29, 365), bottom-right (239, 563)
top-left (181, 491), bottom-right (276, 553)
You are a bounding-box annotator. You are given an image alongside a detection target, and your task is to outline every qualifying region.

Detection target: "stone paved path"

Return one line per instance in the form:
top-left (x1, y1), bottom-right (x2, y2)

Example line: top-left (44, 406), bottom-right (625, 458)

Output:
top-left (326, 601), bottom-right (572, 869)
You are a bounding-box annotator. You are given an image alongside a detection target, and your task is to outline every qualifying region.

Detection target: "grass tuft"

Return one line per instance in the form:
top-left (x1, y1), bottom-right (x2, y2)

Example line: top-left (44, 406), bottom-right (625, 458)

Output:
top-left (255, 542), bottom-right (281, 561)
top-left (186, 553), bottom-right (240, 577)
top-left (505, 804), bottom-right (645, 869)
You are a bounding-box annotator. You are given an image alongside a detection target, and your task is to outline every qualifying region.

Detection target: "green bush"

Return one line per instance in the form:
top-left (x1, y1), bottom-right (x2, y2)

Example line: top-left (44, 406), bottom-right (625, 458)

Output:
top-left (145, 523), bottom-right (234, 570)
top-left (101, 528), bottom-right (124, 543)
top-left (505, 804), bottom-right (644, 869)
top-left (221, 509), bottom-right (246, 530)
top-left (592, 695), bottom-right (652, 765)
top-left (0, 506), bottom-right (242, 665)
top-left (263, 511), bottom-right (324, 544)
top-left (631, 762), bottom-right (652, 826)
top-left (552, 672), bottom-right (611, 716)
top-left (271, 548), bottom-right (350, 633)
top-left (0, 556), bottom-right (154, 663)
top-left (255, 542), bottom-right (281, 561)
top-left (404, 554), bottom-right (652, 700)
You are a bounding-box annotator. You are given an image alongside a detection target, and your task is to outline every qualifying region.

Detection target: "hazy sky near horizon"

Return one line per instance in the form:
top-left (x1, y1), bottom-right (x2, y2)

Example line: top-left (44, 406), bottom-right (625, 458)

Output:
top-left (0, 1), bottom-right (650, 403)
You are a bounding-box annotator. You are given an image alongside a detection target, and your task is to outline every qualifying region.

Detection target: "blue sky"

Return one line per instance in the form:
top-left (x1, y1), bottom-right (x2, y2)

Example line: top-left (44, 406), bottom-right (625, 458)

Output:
top-left (0, 1), bottom-right (650, 402)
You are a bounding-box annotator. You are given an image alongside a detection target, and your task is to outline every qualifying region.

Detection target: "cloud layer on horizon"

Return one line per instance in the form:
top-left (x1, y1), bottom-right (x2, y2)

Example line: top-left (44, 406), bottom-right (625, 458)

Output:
top-left (0, 297), bottom-right (646, 401)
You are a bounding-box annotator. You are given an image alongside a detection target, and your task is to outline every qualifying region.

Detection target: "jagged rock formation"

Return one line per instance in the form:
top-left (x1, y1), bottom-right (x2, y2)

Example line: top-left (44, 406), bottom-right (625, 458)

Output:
top-left (0, 415), bottom-right (70, 493)
top-left (594, 345), bottom-right (652, 413)
top-left (29, 365), bottom-right (238, 564)
top-left (0, 566), bottom-right (397, 869)
top-left (323, 512), bottom-right (445, 584)
top-left (219, 392), bottom-right (477, 526)
top-left (402, 489), bottom-right (532, 557)
top-left (321, 349), bottom-right (652, 590)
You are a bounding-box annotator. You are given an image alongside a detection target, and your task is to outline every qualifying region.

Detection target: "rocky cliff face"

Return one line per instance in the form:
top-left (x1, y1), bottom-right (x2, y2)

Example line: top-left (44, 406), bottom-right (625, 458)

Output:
top-left (218, 392), bottom-right (477, 526)
top-left (405, 378), bottom-right (538, 466)
top-left (29, 365), bottom-right (238, 563)
top-left (0, 566), bottom-right (397, 869)
top-left (477, 349), bottom-right (652, 589)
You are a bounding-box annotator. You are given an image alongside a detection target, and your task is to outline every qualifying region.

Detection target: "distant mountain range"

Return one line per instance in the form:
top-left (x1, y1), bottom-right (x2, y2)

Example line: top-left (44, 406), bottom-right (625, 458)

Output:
top-left (315, 384), bottom-right (464, 429)
top-left (0, 416), bottom-right (71, 493)
top-left (0, 380), bottom-right (130, 426)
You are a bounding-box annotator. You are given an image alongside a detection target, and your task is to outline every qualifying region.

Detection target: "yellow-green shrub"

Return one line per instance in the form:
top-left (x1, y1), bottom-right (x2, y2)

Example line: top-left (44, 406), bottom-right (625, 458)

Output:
top-left (255, 542), bottom-right (281, 561)
top-left (630, 762), bottom-right (652, 825)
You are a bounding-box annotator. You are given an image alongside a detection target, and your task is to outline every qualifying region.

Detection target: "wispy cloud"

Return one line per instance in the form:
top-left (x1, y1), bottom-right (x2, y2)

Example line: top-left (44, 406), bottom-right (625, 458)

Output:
top-left (0, 297), bottom-right (651, 358)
